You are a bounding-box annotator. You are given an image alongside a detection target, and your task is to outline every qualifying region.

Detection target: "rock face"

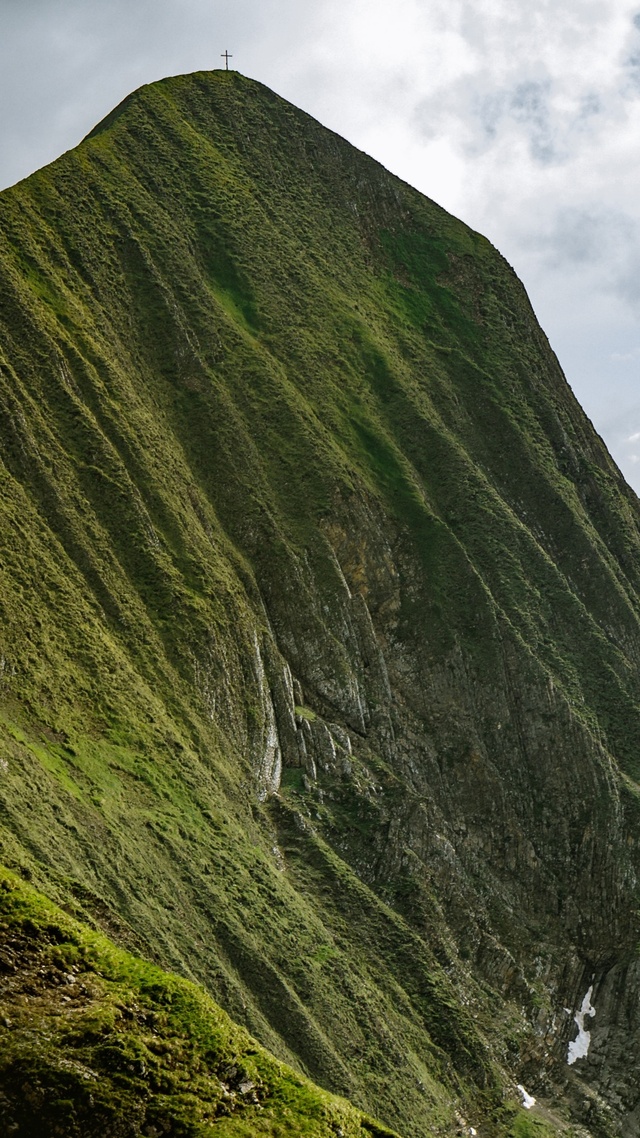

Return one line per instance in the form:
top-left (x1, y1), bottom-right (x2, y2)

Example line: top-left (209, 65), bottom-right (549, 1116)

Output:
top-left (0, 68), bottom-right (640, 1136)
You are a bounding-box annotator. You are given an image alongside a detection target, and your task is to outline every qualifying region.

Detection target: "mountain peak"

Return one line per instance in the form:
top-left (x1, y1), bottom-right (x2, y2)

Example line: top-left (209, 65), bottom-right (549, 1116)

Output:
top-left (0, 68), bottom-right (639, 1138)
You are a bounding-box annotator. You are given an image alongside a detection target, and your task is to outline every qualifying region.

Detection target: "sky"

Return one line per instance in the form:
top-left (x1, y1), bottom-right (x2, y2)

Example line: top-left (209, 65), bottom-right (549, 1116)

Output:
top-left (2, 0), bottom-right (640, 491)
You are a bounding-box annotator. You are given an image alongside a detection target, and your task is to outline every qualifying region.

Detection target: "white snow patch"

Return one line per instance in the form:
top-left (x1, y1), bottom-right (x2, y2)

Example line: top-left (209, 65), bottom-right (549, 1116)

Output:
top-left (567, 985), bottom-right (596, 1065)
top-left (517, 1085), bottom-right (536, 1110)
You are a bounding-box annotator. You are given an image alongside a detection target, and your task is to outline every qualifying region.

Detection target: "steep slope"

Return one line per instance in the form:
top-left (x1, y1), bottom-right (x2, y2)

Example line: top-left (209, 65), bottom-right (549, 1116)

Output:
top-left (0, 68), bottom-right (639, 1136)
top-left (0, 868), bottom-right (397, 1138)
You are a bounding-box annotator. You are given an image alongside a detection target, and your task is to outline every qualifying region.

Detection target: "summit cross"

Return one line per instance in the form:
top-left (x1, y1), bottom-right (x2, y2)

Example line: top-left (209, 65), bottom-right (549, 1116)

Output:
top-left (221, 50), bottom-right (233, 70)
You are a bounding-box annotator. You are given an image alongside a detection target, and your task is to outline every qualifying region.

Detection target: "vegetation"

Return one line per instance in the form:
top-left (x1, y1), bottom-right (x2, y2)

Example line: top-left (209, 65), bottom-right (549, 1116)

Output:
top-left (0, 68), bottom-right (639, 1134)
top-left (0, 868), bottom-right (397, 1137)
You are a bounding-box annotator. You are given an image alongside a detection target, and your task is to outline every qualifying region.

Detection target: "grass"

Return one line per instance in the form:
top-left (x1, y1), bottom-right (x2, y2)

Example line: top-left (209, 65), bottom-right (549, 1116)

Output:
top-left (0, 66), bottom-right (636, 1135)
top-left (0, 867), bottom-right (398, 1138)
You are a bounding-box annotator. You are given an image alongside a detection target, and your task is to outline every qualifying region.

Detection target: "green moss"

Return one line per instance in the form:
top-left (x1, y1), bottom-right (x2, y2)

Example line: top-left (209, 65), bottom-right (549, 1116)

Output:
top-left (508, 1110), bottom-right (559, 1138)
top-left (295, 706), bottom-right (317, 722)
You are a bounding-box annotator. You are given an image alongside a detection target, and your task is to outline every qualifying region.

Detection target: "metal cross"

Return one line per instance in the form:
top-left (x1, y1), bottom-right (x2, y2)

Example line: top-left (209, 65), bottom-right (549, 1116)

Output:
top-left (221, 50), bottom-right (233, 70)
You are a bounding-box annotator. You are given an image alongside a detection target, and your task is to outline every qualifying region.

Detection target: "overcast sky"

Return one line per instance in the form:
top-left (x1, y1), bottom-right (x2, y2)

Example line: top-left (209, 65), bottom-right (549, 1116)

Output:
top-left (3, 0), bottom-right (640, 491)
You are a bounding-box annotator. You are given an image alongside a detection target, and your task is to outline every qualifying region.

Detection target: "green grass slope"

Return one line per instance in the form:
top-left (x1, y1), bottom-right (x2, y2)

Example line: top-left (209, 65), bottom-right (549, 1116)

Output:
top-left (0, 68), bottom-right (638, 1135)
top-left (0, 868), bottom-right (396, 1138)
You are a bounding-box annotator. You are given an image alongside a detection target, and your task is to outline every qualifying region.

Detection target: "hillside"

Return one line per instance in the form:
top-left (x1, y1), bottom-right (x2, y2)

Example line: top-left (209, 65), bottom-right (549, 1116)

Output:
top-left (0, 68), bottom-right (639, 1136)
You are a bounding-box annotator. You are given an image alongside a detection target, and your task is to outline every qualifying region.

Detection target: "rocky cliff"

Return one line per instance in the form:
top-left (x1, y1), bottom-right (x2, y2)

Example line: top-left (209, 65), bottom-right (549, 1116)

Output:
top-left (0, 69), bottom-right (639, 1137)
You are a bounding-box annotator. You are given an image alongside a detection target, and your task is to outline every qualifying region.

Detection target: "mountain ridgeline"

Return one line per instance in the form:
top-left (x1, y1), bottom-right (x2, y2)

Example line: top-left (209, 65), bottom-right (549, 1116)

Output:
top-left (0, 69), bottom-right (639, 1137)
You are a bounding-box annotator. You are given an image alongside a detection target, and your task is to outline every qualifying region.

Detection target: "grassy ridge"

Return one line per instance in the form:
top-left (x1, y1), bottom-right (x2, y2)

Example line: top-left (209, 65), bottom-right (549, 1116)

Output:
top-left (0, 868), bottom-right (397, 1138)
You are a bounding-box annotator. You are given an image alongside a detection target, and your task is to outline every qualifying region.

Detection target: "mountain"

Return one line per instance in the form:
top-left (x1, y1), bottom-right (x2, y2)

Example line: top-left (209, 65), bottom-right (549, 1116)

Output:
top-left (0, 67), bottom-right (639, 1137)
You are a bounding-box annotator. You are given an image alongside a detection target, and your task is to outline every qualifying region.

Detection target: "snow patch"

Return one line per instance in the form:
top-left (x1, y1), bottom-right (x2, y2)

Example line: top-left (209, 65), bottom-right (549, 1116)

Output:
top-left (517, 1084), bottom-right (536, 1110)
top-left (567, 985), bottom-right (596, 1065)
